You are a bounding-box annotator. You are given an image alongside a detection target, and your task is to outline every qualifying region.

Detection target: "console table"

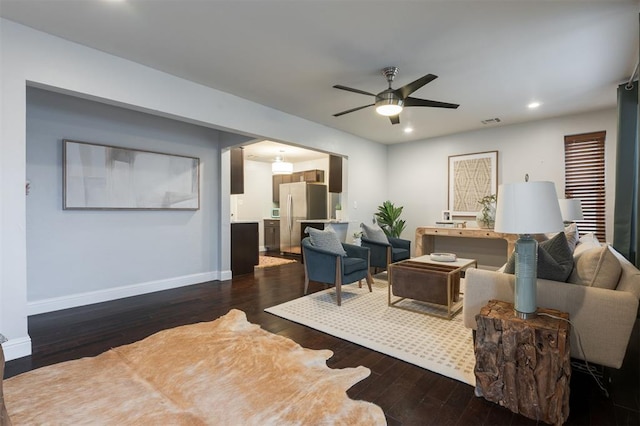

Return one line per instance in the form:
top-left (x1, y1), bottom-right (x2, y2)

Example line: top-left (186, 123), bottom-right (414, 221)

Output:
top-left (415, 226), bottom-right (517, 260)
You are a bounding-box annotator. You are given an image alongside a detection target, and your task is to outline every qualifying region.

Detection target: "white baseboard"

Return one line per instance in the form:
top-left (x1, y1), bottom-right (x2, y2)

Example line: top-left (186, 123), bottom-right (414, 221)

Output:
top-left (27, 271), bottom-right (224, 316)
top-left (2, 336), bottom-right (32, 361)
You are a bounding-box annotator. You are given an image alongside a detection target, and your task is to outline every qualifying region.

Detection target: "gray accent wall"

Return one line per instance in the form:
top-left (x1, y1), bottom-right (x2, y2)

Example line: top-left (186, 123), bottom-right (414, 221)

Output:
top-left (26, 88), bottom-right (221, 303)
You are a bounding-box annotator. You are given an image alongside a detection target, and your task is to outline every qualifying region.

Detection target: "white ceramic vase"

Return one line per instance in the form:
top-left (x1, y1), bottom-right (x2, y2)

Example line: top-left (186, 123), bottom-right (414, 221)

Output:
top-left (476, 203), bottom-right (496, 229)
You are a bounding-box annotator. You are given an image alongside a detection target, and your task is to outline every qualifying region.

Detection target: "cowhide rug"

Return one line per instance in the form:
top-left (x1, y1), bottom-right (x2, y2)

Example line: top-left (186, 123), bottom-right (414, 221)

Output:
top-left (3, 309), bottom-right (385, 425)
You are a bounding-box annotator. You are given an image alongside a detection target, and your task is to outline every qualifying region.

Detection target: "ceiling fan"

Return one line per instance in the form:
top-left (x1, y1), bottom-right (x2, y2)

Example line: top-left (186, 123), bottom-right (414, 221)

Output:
top-left (332, 66), bottom-right (459, 125)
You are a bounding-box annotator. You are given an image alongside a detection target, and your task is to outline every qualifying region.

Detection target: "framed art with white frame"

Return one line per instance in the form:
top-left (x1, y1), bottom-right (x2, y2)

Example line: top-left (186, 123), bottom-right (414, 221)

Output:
top-left (63, 139), bottom-right (200, 210)
top-left (448, 150), bottom-right (498, 216)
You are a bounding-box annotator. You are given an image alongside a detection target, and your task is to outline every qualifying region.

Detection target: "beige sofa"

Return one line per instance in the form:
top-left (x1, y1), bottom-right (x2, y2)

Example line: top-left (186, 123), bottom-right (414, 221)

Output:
top-left (463, 237), bottom-right (640, 369)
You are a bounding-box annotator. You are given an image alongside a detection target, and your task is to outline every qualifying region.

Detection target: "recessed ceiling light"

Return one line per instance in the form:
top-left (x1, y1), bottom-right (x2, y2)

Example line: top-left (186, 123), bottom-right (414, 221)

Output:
top-left (528, 102), bottom-right (541, 109)
top-left (404, 127), bottom-right (413, 134)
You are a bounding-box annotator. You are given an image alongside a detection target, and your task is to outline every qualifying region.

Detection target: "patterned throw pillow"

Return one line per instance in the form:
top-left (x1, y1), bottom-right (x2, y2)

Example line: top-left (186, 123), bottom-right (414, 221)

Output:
top-left (360, 223), bottom-right (389, 244)
top-left (306, 227), bottom-right (347, 256)
top-left (504, 231), bottom-right (573, 281)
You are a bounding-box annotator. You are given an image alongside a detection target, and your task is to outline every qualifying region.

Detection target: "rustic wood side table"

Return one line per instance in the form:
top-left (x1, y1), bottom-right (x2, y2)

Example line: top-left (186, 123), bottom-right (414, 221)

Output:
top-left (474, 299), bottom-right (571, 426)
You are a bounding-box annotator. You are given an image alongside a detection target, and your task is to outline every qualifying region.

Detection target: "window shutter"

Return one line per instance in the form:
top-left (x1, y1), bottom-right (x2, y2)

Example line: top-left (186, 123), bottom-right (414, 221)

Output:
top-left (564, 131), bottom-right (606, 241)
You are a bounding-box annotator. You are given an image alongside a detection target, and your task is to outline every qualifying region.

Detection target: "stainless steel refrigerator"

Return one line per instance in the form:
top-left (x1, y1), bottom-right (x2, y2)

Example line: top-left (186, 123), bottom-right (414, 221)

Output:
top-left (279, 182), bottom-right (327, 254)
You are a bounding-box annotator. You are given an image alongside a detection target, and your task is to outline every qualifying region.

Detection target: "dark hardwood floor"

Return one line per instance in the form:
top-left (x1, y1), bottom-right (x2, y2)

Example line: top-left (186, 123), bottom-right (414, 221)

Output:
top-left (5, 261), bottom-right (640, 425)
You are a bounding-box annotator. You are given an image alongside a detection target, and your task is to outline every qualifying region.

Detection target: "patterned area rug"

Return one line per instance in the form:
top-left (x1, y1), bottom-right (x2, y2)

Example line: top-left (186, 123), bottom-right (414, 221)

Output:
top-left (265, 277), bottom-right (476, 386)
top-left (255, 255), bottom-right (297, 269)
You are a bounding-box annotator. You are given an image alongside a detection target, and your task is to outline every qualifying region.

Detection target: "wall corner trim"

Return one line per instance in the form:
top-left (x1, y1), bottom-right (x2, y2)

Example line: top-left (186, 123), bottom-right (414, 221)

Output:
top-left (2, 337), bottom-right (33, 361)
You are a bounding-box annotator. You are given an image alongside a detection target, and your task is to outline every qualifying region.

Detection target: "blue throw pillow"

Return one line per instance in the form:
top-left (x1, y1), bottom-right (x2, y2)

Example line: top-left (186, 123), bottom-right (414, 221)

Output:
top-left (306, 227), bottom-right (347, 256)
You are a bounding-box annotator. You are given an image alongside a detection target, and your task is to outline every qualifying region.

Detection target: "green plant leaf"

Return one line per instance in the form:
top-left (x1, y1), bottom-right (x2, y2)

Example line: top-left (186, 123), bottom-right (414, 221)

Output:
top-left (374, 200), bottom-right (406, 238)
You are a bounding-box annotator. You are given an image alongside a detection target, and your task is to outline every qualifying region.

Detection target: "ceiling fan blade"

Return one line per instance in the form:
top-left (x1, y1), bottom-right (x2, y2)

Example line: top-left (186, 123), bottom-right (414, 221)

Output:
top-left (389, 115), bottom-right (400, 125)
top-left (333, 85), bottom-right (376, 97)
top-left (333, 104), bottom-right (374, 117)
top-left (404, 97), bottom-right (460, 109)
top-left (397, 74), bottom-right (438, 99)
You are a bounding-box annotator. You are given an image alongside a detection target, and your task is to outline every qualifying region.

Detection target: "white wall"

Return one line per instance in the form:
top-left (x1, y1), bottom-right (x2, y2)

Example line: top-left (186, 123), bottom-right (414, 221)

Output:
top-left (388, 108), bottom-right (618, 254)
top-left (0, 19), bottom-right (388, 360)
top-left (26, 88), bottom-right (221, 310)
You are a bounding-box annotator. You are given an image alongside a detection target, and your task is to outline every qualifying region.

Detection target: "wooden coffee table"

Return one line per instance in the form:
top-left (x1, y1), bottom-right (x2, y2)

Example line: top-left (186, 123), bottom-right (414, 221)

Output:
top-left (387, 255), bottom-right (477, 319)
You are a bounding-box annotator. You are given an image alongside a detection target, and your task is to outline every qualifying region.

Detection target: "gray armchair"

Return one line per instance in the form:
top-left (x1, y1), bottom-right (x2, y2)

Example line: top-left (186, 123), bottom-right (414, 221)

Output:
top-left (301, 237), bottom-right (373, 306)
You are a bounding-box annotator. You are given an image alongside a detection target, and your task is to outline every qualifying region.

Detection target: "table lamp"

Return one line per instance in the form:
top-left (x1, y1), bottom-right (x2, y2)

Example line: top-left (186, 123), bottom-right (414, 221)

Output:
top-left (558, 198), bottom-right (584, 225)
top-left (494, 180), bottom-right (564, 319)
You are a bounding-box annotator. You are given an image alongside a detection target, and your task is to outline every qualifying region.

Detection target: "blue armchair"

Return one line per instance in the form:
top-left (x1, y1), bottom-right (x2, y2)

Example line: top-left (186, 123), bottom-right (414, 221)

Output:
top-left (361, 236), bottom-right (411, 272)
top-left (301, 237), bottom-right (373, 306)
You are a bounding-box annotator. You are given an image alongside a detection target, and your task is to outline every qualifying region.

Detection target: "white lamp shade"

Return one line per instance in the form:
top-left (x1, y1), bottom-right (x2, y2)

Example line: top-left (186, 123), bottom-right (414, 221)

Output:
top-left (558, 198), bottom-right (584, 221)
top-left (494, 181), bottom-right (564, 234)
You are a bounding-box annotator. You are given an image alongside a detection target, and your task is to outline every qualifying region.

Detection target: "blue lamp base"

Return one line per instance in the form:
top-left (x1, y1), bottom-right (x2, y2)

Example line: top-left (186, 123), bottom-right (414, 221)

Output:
top-left (514, 234), bottom-right (538, 319)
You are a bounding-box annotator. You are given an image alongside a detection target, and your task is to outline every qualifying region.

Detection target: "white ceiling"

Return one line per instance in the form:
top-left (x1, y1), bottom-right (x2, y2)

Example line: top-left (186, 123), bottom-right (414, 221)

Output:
top-left (243, 140), bottom-right (328, 164)
top-left (1, 0), bottom-right (638, 145)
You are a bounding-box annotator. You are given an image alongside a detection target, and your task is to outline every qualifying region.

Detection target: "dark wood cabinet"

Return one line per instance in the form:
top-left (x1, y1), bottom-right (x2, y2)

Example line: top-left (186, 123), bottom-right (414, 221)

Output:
top-left (304, 169), bottom-right (324, 183)
top-left (272, 169), bottom-right (325, 203)
top-left (329, 155), bottom-right (342, 193)
top-left (272, 175), bottom-right (283, 203)
top-left (264, 219), bottom-right (280, 252)
top-left (231, 222), bottom-right (259, 275)
top-left (230, 147), bottom-right (244, 195)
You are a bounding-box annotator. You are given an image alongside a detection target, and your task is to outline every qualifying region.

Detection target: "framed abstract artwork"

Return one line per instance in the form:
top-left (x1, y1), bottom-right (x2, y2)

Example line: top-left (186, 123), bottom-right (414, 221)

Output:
top-left (63, 139), bottom-right (200, 210)
top-left (448, 151), bottom-right (498, 216)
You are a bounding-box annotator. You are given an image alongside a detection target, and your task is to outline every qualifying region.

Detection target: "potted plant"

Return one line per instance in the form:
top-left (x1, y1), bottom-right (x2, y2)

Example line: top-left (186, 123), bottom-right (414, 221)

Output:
top-left (375, 200), bottom-right (406, 238)
top-left (476, 194), bottom-right (497, 228)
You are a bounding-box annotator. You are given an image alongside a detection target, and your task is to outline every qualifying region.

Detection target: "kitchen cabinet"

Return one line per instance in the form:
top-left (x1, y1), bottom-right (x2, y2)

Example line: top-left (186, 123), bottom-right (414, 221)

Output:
top-left (329, 155), bottom-right (342, 193)
top-left (304, 169), bottom-right (324, 182)
top-left (230, 147), bottom-right (244, 195)
top-left (272, 169), bottom-right (325, 203)
top-left (264, 219), bottom-right (280, 252)
top-left (231, 222), bottom-right (259, 275)
top-left (272, 175), bottom-right (282, 203)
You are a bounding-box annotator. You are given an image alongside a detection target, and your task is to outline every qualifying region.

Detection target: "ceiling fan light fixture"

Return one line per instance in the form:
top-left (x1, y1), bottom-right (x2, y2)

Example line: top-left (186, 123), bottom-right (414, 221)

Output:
top-left (271, 155), bottom-right (293, 175)
top-left (375, 89), bottom-right (404, 116)
top-left (376, 103), bottom-right (403, 116)
top-left (333, 67), bottom-right (458, 123)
